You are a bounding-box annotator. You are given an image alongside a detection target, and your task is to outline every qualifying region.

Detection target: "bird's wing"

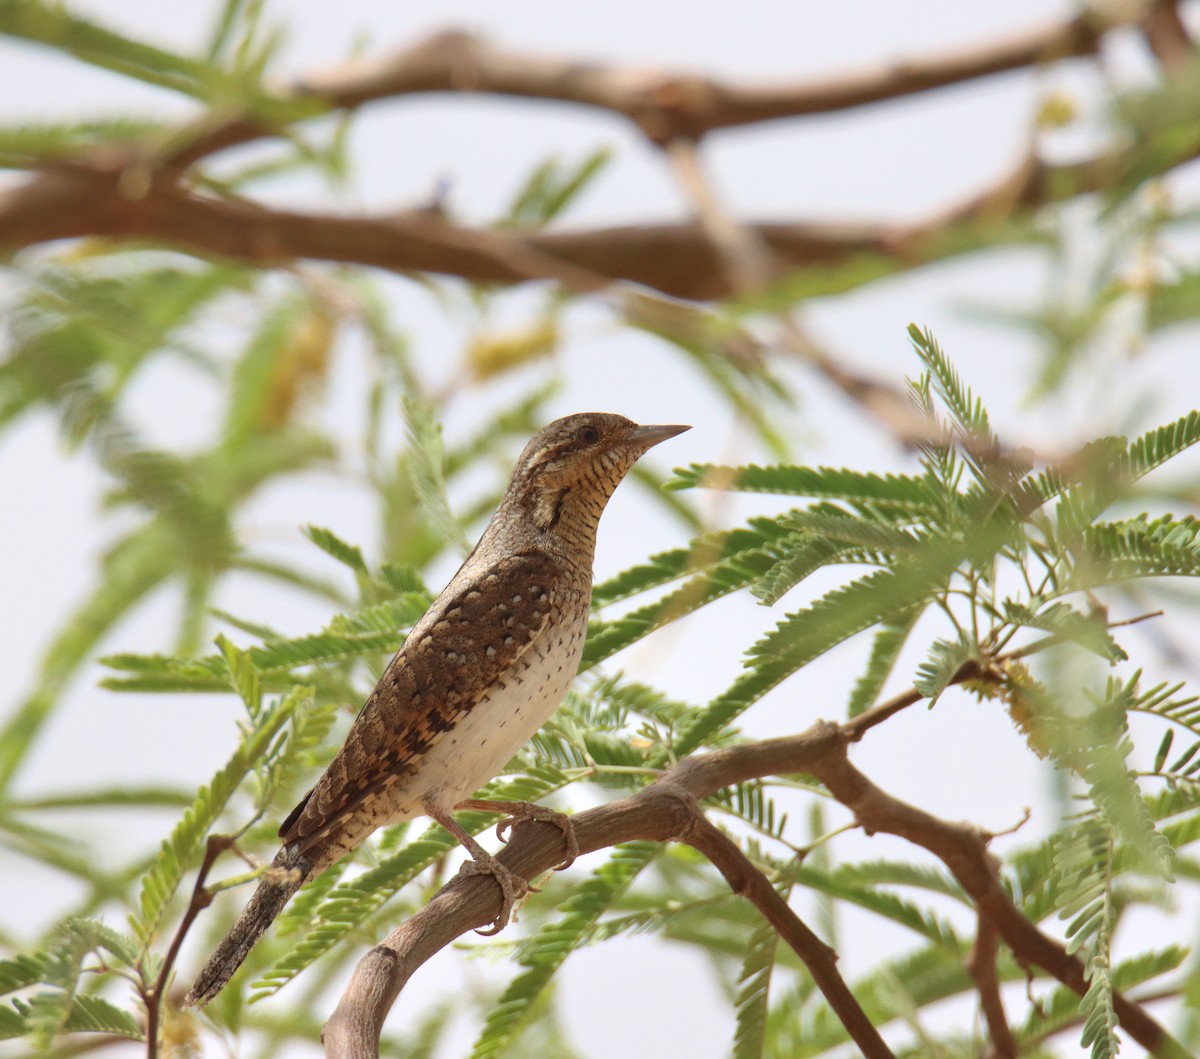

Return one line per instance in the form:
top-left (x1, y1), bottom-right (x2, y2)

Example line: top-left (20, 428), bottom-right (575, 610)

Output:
top-left (279, 550), bottom-right (567, 850)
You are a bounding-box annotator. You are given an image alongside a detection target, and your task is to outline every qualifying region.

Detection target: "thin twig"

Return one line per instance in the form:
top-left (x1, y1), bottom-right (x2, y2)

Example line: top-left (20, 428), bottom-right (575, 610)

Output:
top-left (966, 914), bottom-right (1018, 1059)
top-left (845, 609), bottom-right (1166, 739)
top-left (143, 835), bottom-right (232, 1058)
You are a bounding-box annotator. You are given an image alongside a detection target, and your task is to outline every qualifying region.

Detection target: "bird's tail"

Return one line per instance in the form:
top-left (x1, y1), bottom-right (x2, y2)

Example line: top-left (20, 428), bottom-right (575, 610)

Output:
top-left (184, 847), bottom-right (310, 1008)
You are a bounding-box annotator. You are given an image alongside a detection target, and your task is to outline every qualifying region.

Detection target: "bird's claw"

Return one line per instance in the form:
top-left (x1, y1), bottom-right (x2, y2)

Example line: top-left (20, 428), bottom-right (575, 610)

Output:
top-left (459, 853), bottom-right (532, 936)
top-left (494, 805), bottom-right (579, 871)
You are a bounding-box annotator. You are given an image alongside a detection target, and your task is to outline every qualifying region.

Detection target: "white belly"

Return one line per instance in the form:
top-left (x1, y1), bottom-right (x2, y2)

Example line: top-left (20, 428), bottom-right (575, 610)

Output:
top-left (402, 615), bottom-right (588, 813)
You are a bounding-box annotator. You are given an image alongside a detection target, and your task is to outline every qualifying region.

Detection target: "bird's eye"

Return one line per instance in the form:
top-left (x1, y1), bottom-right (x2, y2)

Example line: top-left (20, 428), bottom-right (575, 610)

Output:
top-left (577, 425), bottom-right (600, 444)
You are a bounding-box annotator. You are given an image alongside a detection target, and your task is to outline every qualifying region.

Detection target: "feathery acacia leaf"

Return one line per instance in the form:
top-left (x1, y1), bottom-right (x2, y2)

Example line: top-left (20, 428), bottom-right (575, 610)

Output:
top-left (303, 524), bottom-right (368, 577)
top-left (469, 843), bottom-right (658, 1058)
top-left (667, 463), bottom-right (939, 513)
top-left (907, 324), bottom-right (995, 447)
top-left (1122, 410), bottom-right (1200, 480)
top-left (749, 534), bottom-right (861, 607)
top-left (0, 0), bottom-right (209, 97)
top-left (913, 636), bottom-right (975, 705)
top-left (0, 954), bottom-right (45, 996)
top-left (1002, 601), bottom-right (1126, 662)
top-left (1078, 515), bottom-right (1200, 584)
top-left (732, 908), bottom-right (784, 1059)
top-left (404, 396), bottom-right (471, 557)
top-left (846, 610), bottom-right (922, 717)
top-left (131, 686), bottom-right (309, 946)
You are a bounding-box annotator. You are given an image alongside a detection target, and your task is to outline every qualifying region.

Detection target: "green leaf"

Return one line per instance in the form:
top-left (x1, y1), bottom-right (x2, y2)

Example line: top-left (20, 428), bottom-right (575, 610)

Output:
top-left (217, 634), bottom-right (262, 716)
top-left (0, 1002), bottom-right (25, 1039)
top-left (584, 535), bottom-right (787, 669)
top-left (667, 464), bottom-right (939, 514)
top-left (303, 524), bottom-right (368, 577)
top-left (1124, 410), bottom-right (1200, 479)
top-left (732, 908), bottom-right (784, 1059)
top-left (748, 547), bottom-right (963, 669)
top-left (1078, 515), bottom-right (1200, 584)
top-left (222, 296), bottom-right (333, 448)
top-left (103, 593), bottom-right (430, 692)
top-left (0, 0), bottom-right (207, 97)
top-left (781, 510), bottom-right (922, 552)
top-left (913, 636), bottom-right (975, 705)
top-left (62, 994), bottom-right (143, 1039)
top-left (751, 535), bottom-right (870, 608)
top-left (1002, 601), bottom-right (1127, 662)
top-left (503, 147), bottom-right (612, 228)
top-left (0, 524), bottom-right (177, 792)
top-left (593, 517), bottom-right (793, 607)
top-left (131, 686), bottom-right (308, 946)
top-left (59, 918), bottom-right (140, 967)
top-left (1154, 729), bottom-right (1174, 773)
top-left (0, 953), bottom-right (45, 996)
top-left (906, 324), bottom-right (995, 446)
top-left (469, 843), bottom-right (658, 1057)
top-left (403, 396), bottom-right (471, 557)
top-left (846, 609), bottom-right (922, 717)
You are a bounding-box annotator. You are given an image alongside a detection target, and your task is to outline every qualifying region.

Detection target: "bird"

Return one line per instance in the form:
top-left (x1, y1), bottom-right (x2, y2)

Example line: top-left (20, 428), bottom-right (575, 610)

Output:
top-left (184, 411), bottom-right (689, 1007)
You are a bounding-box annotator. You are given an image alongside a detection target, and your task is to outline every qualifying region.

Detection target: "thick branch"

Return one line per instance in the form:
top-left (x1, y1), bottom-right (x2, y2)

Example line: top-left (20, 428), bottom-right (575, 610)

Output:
top-left (813, 751), bottom-right (1189, 1058)
top-left (323, 719), bottom-right (1184, 1058)
top-left (324, 722), bottom-right (891, 1058)
top-left (1139, 0), bottom-right (1194, 71)
top-left (2, 139), bottom-right (1190, 301)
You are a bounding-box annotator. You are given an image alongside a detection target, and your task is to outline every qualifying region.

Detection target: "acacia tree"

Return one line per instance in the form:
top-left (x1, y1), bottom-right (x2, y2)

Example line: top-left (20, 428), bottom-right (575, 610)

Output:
top-left (3, 2), bottom-right (1200, 1056)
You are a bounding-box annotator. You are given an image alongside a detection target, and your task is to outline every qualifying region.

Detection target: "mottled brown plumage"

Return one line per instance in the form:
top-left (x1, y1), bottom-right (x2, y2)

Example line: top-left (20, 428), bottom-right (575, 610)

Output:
top-left (185, 412), bottom-right (688, 1008)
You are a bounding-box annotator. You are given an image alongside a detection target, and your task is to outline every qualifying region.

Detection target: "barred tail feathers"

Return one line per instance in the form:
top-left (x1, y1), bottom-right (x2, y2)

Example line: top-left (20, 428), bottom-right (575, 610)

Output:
top-left (183, 847), bottom-right (310, 1008)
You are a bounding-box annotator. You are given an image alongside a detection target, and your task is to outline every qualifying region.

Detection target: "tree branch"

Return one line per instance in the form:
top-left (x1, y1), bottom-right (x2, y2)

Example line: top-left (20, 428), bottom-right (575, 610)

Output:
top-left (680, 812), bottom-right (893, 1059)
top-left (813, 748), bottom-right (1188, 1057)
top-left (323, 733), bottom-right (893, 1058)
top-left (3, 132), bottom-right (1194, 303)
top-left (322, 716), bottom-right (1185, 1057)
top-left (965, 913), bottom-right (1017, 1059)
top-left (164, 11), bottom-right (1117, 168)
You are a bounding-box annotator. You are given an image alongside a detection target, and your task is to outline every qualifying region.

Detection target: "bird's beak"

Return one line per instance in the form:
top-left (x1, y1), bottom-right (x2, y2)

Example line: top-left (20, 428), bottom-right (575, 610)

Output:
top-left (623, 423), bottom-right (691, 449)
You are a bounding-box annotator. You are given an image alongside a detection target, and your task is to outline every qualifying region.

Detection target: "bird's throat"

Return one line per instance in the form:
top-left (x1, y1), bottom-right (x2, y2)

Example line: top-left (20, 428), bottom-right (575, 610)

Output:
top-left (534, 485), bottom-right (570, 531)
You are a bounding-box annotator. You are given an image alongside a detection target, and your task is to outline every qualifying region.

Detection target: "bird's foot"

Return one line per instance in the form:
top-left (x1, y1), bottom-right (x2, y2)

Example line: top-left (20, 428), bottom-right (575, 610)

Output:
top-left (456, 799), bottom-right (579, 871)
top-left (458, 850), bottom-right (532, 936)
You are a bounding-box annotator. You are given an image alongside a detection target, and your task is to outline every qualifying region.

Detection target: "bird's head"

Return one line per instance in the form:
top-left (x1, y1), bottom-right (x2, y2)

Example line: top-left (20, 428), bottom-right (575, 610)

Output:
top-left (507, 412), bottom-right (690, 533)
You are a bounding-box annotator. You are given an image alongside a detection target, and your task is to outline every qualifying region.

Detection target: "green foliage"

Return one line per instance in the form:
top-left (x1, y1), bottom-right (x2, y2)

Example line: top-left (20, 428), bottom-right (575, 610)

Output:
top-left (131, 684), bottom-right (313, 946)
top-left (503, 147), bottom-right (613, 228)
top-left (3, 4), bottom-right (1200, 1054)
top-left (732, 907), bottom-right (786, 1059)
top-left (469, 843), bottom-right (659, 1058)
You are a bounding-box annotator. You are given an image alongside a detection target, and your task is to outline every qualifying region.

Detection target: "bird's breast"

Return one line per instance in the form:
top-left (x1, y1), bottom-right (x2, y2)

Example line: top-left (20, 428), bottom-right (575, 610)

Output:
top-left (408, 599), bottom-right (590, 810)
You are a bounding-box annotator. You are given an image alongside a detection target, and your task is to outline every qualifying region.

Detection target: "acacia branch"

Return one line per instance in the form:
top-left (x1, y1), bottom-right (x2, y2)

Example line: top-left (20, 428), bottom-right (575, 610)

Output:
top-left (3, 133), bottom-right (1193, 303)
top-left (323, 716), bottom-right (1184, 1058)
top-left (966, 912), bottom-right (1018, 1059)
top-left (323, 740), bottom-right (893, 1059)
top-left (143, 834), bottom-right (231, 1057)
top-left (813, 749), bottom-right (1188, 1057)
top-left (1139, 0), bottom-right (1194, 71)
top-left (163, 11), bottom-right (1118, 168)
